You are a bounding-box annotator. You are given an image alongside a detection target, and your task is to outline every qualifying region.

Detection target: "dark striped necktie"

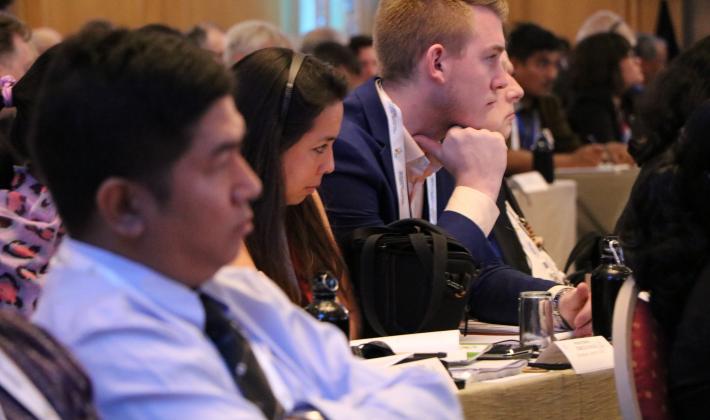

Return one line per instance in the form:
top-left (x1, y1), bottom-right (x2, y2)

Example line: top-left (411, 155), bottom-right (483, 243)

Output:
top-left (199, 293), bottom-right (284, 419)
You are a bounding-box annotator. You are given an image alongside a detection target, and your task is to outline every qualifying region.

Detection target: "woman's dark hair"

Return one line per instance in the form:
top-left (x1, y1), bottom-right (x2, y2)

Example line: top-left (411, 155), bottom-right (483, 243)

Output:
top-left (0, 44), bottom-right (59, 188)
top-left (619, 100), bottom-right (710, 335)
top-left (231, 47), bottom-right (350, 306)
top-left (571, 32), bottom-right (632, 96)
top-left (630, 35), bottom-right (710, 165)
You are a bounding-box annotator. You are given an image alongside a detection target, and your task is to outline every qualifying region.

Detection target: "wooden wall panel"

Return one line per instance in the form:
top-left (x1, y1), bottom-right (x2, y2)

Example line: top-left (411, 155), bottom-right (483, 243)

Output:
top-left (13, 0), bottom-right (281, 34)
top-left (507, 0), bottom-right (684, 46)
top-left (11, 0), bottom-right (687, 47)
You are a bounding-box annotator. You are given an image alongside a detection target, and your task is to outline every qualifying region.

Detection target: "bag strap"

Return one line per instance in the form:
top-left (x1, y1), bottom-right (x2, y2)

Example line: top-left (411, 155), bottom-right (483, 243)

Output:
top-left (388, 218), bottom-right (449, 237)
top-left (360, 233), bottom-right (389, 337)
top-left (563, 232), bottom-right (602, 273)
top-left (409, 231), bottom-right (447, 332)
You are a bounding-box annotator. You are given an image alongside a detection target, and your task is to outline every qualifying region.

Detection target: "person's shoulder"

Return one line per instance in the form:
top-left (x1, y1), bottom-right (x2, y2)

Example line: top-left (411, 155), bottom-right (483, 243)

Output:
top-left (536, 94), bottom-right (565, 110)
top-left (208, 266), bottom-right (291, 307)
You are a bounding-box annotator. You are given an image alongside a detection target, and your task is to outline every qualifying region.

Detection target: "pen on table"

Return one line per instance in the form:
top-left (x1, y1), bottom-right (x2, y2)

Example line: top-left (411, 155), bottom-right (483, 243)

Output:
top-left (411, 352), bottom-right (447, 358)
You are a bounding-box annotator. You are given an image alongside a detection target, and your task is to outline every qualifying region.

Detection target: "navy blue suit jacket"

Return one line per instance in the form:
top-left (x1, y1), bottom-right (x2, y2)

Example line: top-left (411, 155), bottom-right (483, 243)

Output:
top-left (320, 80), bottom-right (555, 325)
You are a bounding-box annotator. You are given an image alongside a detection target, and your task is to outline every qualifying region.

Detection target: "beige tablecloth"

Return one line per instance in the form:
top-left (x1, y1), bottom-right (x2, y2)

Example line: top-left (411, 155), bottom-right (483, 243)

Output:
top-left (556, 167), bottom-right (640, 237)
top-left (509, 179), bottom-right (577, 269)
top-left (458, 368), bottom-right (620, 419)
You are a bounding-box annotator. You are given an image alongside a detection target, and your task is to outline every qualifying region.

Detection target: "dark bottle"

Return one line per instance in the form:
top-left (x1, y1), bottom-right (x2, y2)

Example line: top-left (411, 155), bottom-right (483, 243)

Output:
top-left (591, 237), bottom-right (632, 340)
top-left (533, 131), bottom-right (555, 183)
top-left (304, 271), bottom-right (350, 337)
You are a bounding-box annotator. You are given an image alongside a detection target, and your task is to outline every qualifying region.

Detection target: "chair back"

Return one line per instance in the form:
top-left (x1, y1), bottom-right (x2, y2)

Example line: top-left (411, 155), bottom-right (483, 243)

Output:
top-left (612, 276), bottom-right (671, 420)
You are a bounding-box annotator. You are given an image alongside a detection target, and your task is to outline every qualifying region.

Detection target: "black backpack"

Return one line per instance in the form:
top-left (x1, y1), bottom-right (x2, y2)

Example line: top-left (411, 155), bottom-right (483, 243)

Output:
top-left (342, 219), bottom-right (479, 338)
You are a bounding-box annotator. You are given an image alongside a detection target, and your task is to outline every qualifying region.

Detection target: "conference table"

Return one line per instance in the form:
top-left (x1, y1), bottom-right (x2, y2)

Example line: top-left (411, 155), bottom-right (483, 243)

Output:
top-left (509, 179), bottom-right (577, 269)
top-left (508, 165), bottom-right (640, 269)
top-left (556, 165), bottom-right (640, 237)
top-left (457, 367), bottom-right (620, 419)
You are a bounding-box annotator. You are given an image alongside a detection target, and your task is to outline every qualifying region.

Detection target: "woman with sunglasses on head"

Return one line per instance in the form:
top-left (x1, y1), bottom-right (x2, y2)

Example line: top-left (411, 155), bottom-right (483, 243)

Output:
top-left (231, 48), bottom-right (360, 337)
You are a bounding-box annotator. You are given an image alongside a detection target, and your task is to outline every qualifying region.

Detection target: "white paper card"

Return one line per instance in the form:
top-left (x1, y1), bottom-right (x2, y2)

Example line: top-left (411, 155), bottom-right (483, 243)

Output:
top-left (350, 330), bottom-right (459, 354)
top-left (509, 171), bottom-right (550, 194)
top-left (553, 336), bottom-right (614, 374)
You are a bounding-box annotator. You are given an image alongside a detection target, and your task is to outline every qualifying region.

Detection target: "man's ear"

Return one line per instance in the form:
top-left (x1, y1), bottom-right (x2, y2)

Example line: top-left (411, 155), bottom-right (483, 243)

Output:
top-left (422, 44), bottom-right (446, 84)
top-left (95, 178), bottom-right (151, 238)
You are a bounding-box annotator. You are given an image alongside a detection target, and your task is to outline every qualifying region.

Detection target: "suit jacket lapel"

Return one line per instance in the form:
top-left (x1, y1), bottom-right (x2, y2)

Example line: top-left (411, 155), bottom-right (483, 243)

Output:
top-left (492, 182), bottom-right (532, 274)
top-left (355, 80), bottom-right (397, 192)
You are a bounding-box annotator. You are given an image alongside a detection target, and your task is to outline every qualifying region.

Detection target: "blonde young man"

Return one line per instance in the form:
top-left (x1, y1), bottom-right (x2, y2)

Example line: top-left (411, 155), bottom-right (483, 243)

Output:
top-left (320, 0), bottom-right (592, 332)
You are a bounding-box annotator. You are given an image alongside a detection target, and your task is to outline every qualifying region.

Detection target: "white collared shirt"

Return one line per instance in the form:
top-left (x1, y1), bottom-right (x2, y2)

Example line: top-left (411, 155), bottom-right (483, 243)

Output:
top-left (33, 238), bottom-right (463, 419)
top-left (375, 81), bottom-right (499, 235)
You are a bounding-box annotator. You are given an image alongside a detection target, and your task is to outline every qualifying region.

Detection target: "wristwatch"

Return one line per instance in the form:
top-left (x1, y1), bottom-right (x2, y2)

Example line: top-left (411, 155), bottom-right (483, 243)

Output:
top-left (552, 287), bottom-right (574, 330)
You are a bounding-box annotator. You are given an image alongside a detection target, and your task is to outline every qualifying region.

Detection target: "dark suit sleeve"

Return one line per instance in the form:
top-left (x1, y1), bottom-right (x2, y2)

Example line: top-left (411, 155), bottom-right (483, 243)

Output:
top-left (440, 211), bottom-right (557, 325)
top-left (320, 126), bottom-right (392, 239)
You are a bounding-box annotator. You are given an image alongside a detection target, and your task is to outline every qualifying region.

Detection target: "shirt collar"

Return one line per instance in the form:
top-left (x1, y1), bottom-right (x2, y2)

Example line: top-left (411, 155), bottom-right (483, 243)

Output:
top-left (375, 80), bottom-right (438, 180)
top-left (57, 237), bottom-right (205, 329)
top-left (375, 80), bottom-right (426, 164)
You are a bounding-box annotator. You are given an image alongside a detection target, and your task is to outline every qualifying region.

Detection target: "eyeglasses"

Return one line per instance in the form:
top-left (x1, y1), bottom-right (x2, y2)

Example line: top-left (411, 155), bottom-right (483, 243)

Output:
top-left (280, 52), bottom-right (305, 124)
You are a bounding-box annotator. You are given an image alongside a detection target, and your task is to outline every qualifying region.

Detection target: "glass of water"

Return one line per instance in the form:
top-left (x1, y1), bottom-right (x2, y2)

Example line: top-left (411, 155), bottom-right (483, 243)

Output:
top-left (519, 291), bottom-right (553, 349)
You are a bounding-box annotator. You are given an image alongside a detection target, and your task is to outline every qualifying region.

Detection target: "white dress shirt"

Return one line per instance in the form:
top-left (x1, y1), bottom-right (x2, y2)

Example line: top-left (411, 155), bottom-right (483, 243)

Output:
top-left (33, 239), bottom-right (462, 419)
top-left (375, 81), bottom-right (499, 235)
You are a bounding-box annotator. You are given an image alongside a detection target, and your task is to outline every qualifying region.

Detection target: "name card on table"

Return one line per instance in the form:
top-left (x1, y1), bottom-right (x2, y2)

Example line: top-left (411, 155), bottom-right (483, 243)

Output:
top-left (535, 336), bottom-right (614, 374)
top-left (508, 171), bottom-right (550, 194)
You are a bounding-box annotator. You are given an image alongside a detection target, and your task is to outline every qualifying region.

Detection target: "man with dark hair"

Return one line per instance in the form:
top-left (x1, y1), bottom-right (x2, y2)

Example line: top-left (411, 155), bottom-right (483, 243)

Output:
top-left (507, 22), bottom-right (609, 173)
top-left (185, 22), bottom-right (225, 63)
top-left (30, 29), bottom-right (461, 418)
top-left (313, 41), bottom-right (362, 90)
top-left (348, 34), bottom-right (378, 80)
top-left (635, 33), bottom-right (667, 86)
top-left (321, 0), bottom-right (592, 328)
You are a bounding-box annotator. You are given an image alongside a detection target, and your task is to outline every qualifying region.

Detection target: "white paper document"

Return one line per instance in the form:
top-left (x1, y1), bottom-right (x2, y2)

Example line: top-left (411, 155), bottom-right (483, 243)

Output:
top-left (390, 357), bottom-right (459, 393)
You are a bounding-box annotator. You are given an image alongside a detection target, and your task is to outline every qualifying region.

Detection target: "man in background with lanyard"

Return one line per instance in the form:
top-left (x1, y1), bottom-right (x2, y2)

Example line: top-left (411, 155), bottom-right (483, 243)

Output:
top-left (321, 0), bottom-right (591, 332)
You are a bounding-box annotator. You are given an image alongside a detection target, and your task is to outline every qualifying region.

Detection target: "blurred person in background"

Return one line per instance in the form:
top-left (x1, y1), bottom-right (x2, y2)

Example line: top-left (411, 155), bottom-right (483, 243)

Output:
top-left (635, 33), bottom-right (668, 87)
top-left (300, 27), bottom-right (344, 54)
top-left (507, 22), bottom-right (615, 174)
top-left (186, 22), bottom-right (225, 63)
top-left (348, 34), bottom-right (378, 80)
top-left (575, 9), bottom-right (636, 46)
top-left (312, 41), bottom-right (363, 91)
top-left (223, 19), bottom-right (292, 67)
top-left (30, 27), bottom-right (61, 55)
top-left (567, 32), bottom-right (643, 156)
top-left (0, 13), bottom-right (35, 80)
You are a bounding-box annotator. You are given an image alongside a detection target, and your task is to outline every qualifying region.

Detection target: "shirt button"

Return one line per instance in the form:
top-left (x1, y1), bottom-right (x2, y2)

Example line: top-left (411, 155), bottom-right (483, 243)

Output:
top-left (236, 362), bottom-right (247, 377)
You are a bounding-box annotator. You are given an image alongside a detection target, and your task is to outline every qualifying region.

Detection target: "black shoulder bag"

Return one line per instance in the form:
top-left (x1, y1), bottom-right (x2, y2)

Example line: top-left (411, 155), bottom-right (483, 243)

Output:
top-left (342, 219), bottom-right (478, 338)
